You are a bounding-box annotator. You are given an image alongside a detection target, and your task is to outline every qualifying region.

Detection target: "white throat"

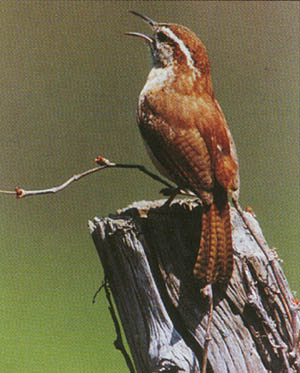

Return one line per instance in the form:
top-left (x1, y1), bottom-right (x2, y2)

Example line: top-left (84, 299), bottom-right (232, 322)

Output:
top-left (139, 65), bottom-right (174, 100)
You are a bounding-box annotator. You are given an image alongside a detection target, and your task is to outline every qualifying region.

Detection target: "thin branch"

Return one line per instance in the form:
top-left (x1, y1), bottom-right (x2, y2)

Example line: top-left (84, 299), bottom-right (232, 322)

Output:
top-left (92, 282), bottom-right (106, 304)
top-left (16, 165), bottom-right (106, 199)
top-left (0, 156), bottom-right (175, 199)
top-left (0, 189), bottom-right (17, 195)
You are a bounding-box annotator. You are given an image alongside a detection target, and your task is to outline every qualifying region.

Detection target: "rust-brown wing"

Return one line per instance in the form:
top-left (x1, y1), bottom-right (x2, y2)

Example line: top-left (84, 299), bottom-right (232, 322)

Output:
top-left (197, 98), bottom-right (239, 194)
top-left (138, 99), bottom-right (214, 203)
top-left (138, 92), bottom-right (239, 202)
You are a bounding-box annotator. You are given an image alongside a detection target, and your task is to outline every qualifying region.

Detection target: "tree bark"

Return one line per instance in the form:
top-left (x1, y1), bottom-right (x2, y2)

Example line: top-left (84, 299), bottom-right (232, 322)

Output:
top-left (89, 199), bottom-right (299, 373)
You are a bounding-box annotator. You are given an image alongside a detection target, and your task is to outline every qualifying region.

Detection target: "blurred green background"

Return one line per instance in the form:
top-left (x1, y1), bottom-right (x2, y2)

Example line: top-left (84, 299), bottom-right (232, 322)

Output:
top-left (0, 1), bottom-right (299, 372)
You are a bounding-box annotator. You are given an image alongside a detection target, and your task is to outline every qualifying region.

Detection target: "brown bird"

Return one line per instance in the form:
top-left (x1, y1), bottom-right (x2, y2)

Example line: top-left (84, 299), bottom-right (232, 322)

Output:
top-left (126, 12), bottom-right (240, 286)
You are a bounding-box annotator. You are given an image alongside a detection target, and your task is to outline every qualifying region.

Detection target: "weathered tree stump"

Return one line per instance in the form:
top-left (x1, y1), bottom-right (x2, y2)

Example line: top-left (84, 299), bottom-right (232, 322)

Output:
top-left (89, 199), bottom-right (299, 373)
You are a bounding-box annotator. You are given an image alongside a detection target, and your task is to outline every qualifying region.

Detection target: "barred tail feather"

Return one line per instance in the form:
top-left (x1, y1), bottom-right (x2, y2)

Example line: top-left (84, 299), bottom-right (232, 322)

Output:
top-left (193, 197), bottom-right (233, 285)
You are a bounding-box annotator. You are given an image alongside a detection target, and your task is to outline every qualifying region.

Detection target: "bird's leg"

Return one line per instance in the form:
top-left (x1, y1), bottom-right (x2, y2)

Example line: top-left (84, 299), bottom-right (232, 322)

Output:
top-left (160, 187), bottom-right (182, 207)
top-left (160, 186), bottom-right (197, 207)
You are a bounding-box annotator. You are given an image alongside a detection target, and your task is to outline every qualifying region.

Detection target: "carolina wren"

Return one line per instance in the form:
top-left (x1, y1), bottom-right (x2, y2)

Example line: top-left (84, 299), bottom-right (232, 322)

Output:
top-left (127, 12), bottom-right (240, 286)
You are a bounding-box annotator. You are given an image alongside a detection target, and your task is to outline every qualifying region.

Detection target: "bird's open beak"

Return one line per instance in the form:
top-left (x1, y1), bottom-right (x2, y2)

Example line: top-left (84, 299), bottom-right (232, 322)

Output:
top-left (125, 11), bottom-right (157, 46)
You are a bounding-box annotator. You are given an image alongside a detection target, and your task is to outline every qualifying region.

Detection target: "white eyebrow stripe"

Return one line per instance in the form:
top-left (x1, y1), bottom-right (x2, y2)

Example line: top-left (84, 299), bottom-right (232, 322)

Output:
top-left (160, 26), bottom-right (200, 76)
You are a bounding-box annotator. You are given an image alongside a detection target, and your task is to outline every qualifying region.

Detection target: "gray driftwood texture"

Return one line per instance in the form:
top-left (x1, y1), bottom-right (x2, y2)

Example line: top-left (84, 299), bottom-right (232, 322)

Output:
top-left (89, 199), bottom-right (299, 373)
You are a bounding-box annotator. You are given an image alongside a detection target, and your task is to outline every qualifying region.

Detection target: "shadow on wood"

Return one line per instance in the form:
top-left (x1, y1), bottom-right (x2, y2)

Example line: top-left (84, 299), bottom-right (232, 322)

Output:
top-left (89, 199), bottom-right (299, 373)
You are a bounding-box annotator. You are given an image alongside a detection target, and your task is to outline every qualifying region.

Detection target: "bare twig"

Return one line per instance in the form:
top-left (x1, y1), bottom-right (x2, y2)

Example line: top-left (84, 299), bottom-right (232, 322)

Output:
top-left (0, 156), bottom-right (174, 199)
top-left (92, 281), bottom-right (106, 304)
top-left (0, 189), bottom-right (17, 195)
top-left (15, 165), bottom-right (106, 199)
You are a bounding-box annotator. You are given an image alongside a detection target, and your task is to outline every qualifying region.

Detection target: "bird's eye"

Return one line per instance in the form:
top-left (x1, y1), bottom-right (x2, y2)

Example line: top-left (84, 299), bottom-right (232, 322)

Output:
top-left (157, 32), bottom-right (168, 43)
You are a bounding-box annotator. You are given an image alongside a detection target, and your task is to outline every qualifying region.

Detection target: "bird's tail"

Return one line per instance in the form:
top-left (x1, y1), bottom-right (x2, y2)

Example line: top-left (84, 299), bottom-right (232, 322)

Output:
top-left (193, 192), bottom-right (233, 285)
